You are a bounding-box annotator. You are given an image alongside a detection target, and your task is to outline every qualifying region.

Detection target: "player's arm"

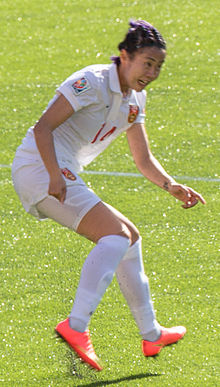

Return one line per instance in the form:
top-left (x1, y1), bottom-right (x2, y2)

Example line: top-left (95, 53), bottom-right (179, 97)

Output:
top-left (126, 123), bottom-right (206, 208)
top-left (33, 93), bottom-right (74, 203)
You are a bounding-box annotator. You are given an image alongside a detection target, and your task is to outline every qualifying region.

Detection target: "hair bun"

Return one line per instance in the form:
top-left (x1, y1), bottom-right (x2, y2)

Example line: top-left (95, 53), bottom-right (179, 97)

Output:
top-left (129, 19), bottom-right (136, 28)
top-left (129, 19), bottom-right (153, 31)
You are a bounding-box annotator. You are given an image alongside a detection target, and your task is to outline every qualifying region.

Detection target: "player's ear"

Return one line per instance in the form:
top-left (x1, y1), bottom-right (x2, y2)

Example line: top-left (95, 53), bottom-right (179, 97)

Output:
top-left (120, 49), bottom-right (129, 64)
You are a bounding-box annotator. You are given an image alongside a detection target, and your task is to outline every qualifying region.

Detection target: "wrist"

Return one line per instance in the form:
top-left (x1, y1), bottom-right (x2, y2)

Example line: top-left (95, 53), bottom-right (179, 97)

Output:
top-left (49, 168), bottom-right (62, 180)
top-left (163, 179), bottom-right (176, 191)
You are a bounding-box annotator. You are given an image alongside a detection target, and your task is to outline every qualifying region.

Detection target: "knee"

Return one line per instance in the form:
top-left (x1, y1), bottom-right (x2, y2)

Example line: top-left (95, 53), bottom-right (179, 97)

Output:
top-left (131, 228), bottom-right (140, 245)
top-left (117, 228), bottom-right (132, 245)
top-left (118, 223), bottom-right (140, 246)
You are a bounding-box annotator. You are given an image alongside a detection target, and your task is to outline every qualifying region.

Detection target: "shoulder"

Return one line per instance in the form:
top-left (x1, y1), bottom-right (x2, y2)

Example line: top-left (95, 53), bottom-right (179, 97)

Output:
top-left (137, 89), bottom-right (147, 102)
top-left (56, 64), bottom-right (111, 111)
top-left (131, 90), bottom-right (146, 107)
top-left (63, 64), bottom-right (111, 90)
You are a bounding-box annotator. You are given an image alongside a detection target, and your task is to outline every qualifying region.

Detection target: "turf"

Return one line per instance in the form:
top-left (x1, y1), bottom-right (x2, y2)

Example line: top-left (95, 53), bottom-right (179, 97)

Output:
top-left (0, 0), bottom-right (219, 386)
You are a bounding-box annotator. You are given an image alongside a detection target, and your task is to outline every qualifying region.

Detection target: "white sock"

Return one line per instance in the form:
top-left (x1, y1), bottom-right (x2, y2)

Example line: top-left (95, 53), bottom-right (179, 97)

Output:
top-left (116, 237), bottom-right (161, 341)
top-left (69, 235), bottom-right (130, 332)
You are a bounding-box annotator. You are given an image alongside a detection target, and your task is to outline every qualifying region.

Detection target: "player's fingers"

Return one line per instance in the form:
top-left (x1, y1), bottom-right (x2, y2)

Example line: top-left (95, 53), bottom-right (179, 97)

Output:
top-left (52, 187), bottom-right (66, 203)
top-left (48, 188), bottom-right (65, 202)
top-left (172, 185), bottom-right (191, 202)
top-left (59, 189), bottom-right (66, 203)
top-left (175, 185), bottom-right (206, 206)
top-left (182, 197), bottom-right (198, 209)
top-left (187, 188), bottom-right (206, 205)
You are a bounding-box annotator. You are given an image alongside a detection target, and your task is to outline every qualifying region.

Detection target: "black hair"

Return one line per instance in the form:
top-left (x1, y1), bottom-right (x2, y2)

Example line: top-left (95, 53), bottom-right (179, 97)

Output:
top-left (111, 19), bottom-right (166, 65)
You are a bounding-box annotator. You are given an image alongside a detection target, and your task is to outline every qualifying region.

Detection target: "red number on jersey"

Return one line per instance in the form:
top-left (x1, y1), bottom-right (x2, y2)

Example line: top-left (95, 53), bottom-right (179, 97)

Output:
top-left (91, 123), bottom-right (117, 144)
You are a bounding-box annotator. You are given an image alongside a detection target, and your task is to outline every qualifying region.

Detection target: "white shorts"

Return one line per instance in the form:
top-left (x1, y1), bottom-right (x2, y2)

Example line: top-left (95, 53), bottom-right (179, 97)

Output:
top-left (12, 156), bottom-right (101, 230)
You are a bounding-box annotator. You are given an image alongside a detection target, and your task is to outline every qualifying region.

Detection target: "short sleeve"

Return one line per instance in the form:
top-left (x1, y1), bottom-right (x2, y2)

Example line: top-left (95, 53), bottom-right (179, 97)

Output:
top-left (57, 71), bottom-right (99, 112)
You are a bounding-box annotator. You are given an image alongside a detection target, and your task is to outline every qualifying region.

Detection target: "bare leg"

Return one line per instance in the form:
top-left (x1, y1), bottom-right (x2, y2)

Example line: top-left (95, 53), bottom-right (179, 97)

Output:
top-left (77, 201), bottom-right (139, 244)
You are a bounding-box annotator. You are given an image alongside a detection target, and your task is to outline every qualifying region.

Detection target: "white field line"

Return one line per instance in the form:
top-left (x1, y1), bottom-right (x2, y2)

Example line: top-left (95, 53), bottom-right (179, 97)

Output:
top-left (1, 163), bottom-right (220, 182)
top-left (82, 170), bottom-right (220, 182)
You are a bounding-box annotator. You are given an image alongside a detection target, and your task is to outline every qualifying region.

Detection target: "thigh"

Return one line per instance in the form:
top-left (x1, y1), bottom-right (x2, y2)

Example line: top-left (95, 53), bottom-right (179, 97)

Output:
top-left (77, 201), bottom-right (139, 244)
top-left (36, 182), bottom-right (139, 245)
top-left (36, 184), bottom-right (101, 231)
top-left (104, 202), bottom-right (140, 240)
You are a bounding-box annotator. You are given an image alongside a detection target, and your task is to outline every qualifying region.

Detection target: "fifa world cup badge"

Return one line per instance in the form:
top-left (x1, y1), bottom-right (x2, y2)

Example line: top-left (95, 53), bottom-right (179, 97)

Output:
top-left (61, 168), bottom-right (76, 181)
top-left (72, 77), bottom-right (91, 95)
top-left (128, 105), bottom-right (139, 123)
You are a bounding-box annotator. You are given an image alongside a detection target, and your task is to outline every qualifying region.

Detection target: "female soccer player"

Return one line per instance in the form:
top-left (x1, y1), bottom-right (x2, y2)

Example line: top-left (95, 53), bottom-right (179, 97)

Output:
top-left (12, 20), bottom-right (206, 370)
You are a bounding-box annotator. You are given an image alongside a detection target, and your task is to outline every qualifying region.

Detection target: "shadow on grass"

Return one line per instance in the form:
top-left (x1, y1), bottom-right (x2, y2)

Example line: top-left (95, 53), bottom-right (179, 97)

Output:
top-left (79, 372), bottom-right (161, 386)
top-left (62, 340), bottom-right (162, 386)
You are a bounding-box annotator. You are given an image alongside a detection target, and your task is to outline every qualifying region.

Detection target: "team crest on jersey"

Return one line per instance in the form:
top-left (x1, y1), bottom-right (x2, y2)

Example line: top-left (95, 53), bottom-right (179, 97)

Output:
top-left (72, 77), bottom-right (91, 95)
top-left (128, 105), bottom-right (139, 123)
top-left (61, 168), bottom-right (76, 181)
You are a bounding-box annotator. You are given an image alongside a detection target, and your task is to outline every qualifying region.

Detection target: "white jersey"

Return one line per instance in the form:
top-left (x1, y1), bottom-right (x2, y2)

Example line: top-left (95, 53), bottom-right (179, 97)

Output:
top-left (16, 63), bottom-right (146, 172)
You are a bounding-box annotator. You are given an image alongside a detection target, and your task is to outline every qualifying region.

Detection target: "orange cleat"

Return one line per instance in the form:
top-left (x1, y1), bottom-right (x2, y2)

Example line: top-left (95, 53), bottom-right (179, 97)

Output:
top-left (142, 326), bottom-right (186, 357)
top-left (55, 318), bottom-right (103, 371)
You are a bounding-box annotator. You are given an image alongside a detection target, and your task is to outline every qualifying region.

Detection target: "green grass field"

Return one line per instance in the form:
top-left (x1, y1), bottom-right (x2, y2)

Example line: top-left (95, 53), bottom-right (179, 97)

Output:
top-left (1, 0), bottom-right (219, 385)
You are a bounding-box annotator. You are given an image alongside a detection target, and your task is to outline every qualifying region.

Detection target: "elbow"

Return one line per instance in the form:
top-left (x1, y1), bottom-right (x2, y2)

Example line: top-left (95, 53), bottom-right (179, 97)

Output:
top-left (33, 120), bottom-right (51, 140)
top-left (33, 121), bottom-right (42, 137)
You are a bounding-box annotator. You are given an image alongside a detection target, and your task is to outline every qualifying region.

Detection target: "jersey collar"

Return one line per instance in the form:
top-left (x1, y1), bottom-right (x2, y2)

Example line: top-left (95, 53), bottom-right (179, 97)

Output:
top-left (109, 63), bottom-right (122, 94)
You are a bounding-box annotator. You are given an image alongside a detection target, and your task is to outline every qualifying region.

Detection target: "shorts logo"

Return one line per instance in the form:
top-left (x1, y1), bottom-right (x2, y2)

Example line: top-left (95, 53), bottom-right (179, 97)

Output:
top-left (72, 77), bottom-right (91, 95)
top-left (61, 168), bottom-right (76, 181)
top-left (128, 105), bottom-right (139, 123)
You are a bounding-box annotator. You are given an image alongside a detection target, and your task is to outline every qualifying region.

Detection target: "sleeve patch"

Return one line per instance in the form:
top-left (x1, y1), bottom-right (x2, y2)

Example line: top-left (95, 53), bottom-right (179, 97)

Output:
top-left (71, 77), bottom-right (91, 95)
top-left (128, 105), bottom-right (139, 123)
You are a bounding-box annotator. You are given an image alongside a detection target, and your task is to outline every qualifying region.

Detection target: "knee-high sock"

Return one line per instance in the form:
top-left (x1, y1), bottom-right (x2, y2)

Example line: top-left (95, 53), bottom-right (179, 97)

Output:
top-left (69, 235), bottom-right (130, 332)
top-left (116, 237), bottom-right (161, 341)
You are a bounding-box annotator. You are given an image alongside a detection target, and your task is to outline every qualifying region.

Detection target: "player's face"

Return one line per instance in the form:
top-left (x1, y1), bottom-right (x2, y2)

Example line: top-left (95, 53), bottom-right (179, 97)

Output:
top-left (118, 46), bottom-right (166, 93)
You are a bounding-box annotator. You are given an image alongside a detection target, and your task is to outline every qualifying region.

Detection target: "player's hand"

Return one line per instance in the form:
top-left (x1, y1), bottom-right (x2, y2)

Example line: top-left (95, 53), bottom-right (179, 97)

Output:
top-left (48, 173), bottom-right (67, 203)
top-left (168, 183), bottom-right (206, 209)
